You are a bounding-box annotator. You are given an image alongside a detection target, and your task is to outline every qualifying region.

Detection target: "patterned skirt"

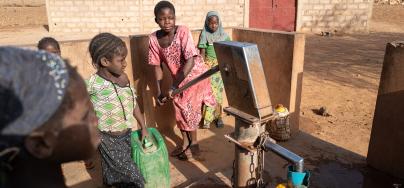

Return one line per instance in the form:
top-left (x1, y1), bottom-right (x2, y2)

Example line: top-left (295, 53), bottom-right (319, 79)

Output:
top-left (202, 58), bottom-right (224, 125)
top-left (99, 130), bottom-right (145, 188)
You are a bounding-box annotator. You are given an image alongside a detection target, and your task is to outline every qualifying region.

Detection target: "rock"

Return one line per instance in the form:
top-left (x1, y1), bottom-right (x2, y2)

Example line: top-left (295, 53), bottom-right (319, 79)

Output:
top-left (318, 106), bottom-right (331, 117)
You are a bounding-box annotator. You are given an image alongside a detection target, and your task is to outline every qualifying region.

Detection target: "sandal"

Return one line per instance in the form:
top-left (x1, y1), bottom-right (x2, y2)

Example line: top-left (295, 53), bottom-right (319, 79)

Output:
top-left (202, 123), bottom-right (210, 129)
top-left (84, 161), bottom-right (95, 170)
top-left (177, 148), bottom-right (194, 161)
top-left (216, 119), bottom-right (224, 128)
top-left (170, 146), bottom-right (184, 157)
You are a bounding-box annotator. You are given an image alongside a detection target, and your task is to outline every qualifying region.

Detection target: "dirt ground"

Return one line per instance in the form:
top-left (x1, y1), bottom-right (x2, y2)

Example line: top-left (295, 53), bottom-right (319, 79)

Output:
top-left (302, 4), bottom-right (404, 158)
top-left (0, 6), bottom-right (48, 28)
top-left (1, 4), bottom-right (404, 188)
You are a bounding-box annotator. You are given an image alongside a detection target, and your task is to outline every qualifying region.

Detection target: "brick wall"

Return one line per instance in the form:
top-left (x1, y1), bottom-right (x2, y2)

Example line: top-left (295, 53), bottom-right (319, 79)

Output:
top-left (296, 0), bottom-right (374, 33)
top-left (46, 0), bottom-right (246, 35)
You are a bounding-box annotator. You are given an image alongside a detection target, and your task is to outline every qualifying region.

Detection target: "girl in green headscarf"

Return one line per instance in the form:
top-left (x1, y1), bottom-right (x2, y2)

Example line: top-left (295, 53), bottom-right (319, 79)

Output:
top-left (198, 11), bottom-right (231, 128)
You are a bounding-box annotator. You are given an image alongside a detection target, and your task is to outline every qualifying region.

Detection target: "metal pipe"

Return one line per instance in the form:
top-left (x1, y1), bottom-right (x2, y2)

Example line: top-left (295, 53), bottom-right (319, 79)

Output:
top-left (264, 140), bottom-right (304, 172)
top-left (172, 65), bottom-right (219, 96)
top-left (234, 118), bottom-right (262, 187)
top-left (159, 65), bottom-right (219, 103)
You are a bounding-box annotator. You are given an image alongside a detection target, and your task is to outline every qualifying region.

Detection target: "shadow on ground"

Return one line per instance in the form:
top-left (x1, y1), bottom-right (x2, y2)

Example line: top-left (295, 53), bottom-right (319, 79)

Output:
top-left (68, 115), bottom-right (404, 188)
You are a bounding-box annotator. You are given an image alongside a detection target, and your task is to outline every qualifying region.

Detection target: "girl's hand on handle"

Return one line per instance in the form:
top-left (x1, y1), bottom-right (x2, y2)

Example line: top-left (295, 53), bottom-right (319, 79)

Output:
top-left (168, 90), bottom-right (174, 100)
top-left (157, 94), bottom-right (168, 106)
top-left (168, 85), bottom-right (177, 99)
top-left (141, 128), bottom-right (149, 142)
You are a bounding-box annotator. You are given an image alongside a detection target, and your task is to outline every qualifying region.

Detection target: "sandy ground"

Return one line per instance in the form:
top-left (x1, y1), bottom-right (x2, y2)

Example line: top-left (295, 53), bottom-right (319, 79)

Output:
top-left (0, 6), bottom-right (48, 28)
top-left (1, 4), bottom-right (404, 188)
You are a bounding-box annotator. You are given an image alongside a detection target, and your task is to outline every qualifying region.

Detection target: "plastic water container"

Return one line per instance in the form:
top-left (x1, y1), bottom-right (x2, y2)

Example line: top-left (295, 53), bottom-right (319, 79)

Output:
top-left (267, 104), bottom-right (291, 141)
top-left (131, 128), bottom-right (170, 188)
top-left (287, 165), bottom-right (310, 187)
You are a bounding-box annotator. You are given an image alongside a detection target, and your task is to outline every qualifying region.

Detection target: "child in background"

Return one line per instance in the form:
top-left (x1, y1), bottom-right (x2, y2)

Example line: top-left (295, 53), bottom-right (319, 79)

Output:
top-left (87, 33), bottom-right (147, 187)
top-left (148, 1), bottom-right (216, 160)
top-left (0, 47), bottom-right (100, 188)
top-left (198, 11), bottom-right (231, 129)
top-left (37, 37), bottom-right (61, 56)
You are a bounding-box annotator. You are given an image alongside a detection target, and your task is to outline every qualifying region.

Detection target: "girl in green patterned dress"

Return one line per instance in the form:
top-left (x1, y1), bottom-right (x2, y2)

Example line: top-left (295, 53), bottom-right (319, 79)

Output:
top-left (86, 33), bottom-right (148, 188)
top-left (198, 11), bottom-right (231, 128)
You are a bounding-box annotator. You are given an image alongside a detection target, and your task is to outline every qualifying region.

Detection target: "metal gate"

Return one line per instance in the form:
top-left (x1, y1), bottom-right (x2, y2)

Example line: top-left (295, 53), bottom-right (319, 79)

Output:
top-left (249, 0), bottom-right (296, 31)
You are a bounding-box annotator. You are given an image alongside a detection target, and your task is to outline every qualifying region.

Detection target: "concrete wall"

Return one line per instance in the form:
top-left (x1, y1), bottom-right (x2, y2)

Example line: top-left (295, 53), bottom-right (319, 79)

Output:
top-left (130, 28), bottom-right (304, 135)
top-left (22, 27), bottom-right (304, 136)
top-left (129, 29), bottom-right (232, 133)
top-left (367, 41), bottom-right (404, 179)
top-left (232, 28), bottom-right (305, 135)
top-left (23, 37), bottom-right (134, 82)
top-left (46, 0), bottom-right (247, 35)
top-left (296, 0), bottom-right (374, 33)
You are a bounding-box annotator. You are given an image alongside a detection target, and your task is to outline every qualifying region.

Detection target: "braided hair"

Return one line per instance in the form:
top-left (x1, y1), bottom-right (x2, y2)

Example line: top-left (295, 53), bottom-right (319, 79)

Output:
top-left (37, 37), bottom-right (60, 51)
top-left (88, 33), bottom-right (127, 69)
top-left (154, 1), bottom-right (175, 17)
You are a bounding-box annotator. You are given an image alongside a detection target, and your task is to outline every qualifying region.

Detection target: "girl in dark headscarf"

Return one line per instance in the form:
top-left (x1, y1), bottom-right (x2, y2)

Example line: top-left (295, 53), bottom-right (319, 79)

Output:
top-left (198, 11), bottom-right (231, 129)
top-left (0, 47), bottom-right (99, 188)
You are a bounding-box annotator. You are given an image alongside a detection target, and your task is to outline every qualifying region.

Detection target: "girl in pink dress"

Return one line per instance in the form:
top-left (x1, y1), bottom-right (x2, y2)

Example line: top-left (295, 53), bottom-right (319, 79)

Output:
top-left (148, 1), bottom-right (216, 160)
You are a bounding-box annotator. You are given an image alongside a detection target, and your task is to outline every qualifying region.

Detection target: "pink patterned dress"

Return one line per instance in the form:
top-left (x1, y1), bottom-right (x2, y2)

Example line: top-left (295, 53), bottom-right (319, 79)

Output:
top-left (148, 25), bottom-right (216, 131)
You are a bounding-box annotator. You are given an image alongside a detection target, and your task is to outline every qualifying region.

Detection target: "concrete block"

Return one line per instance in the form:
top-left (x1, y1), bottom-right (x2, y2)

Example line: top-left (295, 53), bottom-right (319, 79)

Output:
top-left (347, 4), bottom-right (359, 9)
top-left (300, 27), bottom-right (312, 32)
top-left (94, 1), bottom-right (103, 6)
top-left (368, 42), bottom-right (404, 179)
top-left (324, 4), bottom-right (333, 9)
top-left (63, 1), bottom-right (73, 5)
top-left (358, 3), bottom-right (368, 9)
top-left (304, 10), bottom-right (319, 15)
top-left (74, 0), bottom-right (84, 5)
top-left (302, 16), bottom-right (313, 21)
top-left (95, 23), bottom-right (106, 28)
top-left (313, 4), bottom-right (324, 9)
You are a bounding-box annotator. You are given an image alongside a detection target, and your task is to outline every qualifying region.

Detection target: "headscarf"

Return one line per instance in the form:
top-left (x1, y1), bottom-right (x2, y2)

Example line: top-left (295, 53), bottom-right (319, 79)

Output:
top-left (0, 47), bottom-right (69, 174)
top-left (199, 11), bottom-right (229, 45)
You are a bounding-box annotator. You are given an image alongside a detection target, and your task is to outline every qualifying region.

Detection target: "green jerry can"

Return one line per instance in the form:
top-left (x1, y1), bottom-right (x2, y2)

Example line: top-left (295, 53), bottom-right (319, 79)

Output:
top-left (131, 128), bottom-right (170, 188)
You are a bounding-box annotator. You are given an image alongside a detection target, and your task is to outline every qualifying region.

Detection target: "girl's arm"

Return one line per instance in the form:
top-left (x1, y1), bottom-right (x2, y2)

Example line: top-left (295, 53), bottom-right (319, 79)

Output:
top-left (153, 65), bottom-right (166, 105)
top-left (197, 33), bottom-right (206, 61)
top-left (172, 57), bottom-right (194, 89)
top-left (133, 104), bottom-right (149, 141)
top-left (172, 26), bottom-right (199, 92)
top-left (200, 48), bottom-right (206, 61)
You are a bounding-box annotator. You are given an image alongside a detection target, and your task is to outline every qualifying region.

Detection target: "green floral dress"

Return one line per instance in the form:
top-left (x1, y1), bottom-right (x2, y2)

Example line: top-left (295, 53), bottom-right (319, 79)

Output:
top-left (198, 36), bottom-right (231, 126)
